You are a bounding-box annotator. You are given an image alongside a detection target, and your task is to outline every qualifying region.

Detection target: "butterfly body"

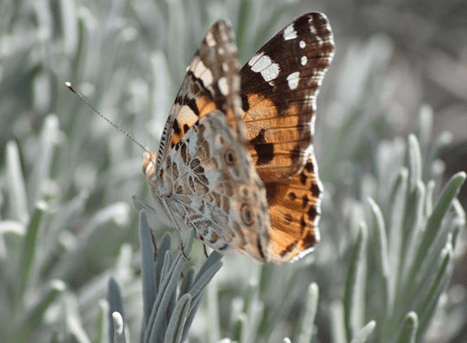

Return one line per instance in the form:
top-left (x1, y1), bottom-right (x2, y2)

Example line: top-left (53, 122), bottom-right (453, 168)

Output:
top-left (144, 13), bottom-right (334, 263)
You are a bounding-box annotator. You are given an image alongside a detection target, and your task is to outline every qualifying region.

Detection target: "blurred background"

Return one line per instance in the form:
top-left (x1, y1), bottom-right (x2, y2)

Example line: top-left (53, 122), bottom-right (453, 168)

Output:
top-left (0, 0), bottom-right (466, 342)
top-left (322, 0), bottom-right (467, 194)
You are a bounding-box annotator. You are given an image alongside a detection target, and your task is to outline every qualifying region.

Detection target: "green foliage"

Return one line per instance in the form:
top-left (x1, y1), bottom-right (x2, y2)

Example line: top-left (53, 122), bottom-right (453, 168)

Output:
top-left (0, 0), bottom-right (465, 342)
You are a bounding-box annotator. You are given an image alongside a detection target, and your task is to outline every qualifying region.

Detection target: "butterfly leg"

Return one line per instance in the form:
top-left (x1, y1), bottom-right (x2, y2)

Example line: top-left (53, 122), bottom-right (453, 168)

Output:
top-left (175, 228), bottom-right (191, 261)
top-left (202, 243), bottom-right (209, 258)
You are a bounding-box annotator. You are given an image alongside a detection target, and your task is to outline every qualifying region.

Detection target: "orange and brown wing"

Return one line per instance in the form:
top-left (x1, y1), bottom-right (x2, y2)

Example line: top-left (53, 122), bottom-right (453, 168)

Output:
top-left (239, 13), bottom-right (334, 263)
top-left (240, 12), bottom-right (335, 182)
top-left (264, 156), bottom-right (322, 263)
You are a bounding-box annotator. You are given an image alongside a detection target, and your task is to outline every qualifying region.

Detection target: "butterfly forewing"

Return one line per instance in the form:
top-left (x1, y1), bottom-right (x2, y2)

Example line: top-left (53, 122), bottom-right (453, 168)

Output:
top-left (264, 156), bottom-right (322, 263)
top-left (155, 20), bottom-right (244, 173)
top-left (240, 12), bottom-right (334, 181)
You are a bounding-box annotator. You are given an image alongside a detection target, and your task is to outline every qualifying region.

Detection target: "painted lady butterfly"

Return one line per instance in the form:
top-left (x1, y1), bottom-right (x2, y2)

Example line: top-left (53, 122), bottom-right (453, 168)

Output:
top-left (143, 12), bottom-right (335, 263)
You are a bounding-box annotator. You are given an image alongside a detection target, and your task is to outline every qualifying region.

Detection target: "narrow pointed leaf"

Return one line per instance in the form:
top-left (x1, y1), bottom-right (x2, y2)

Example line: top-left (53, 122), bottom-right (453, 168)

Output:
top-left (165, 294), bottom-right (192, 343)
top-left (396, 312), bottom-right (418, 343)
top-left (296, 283), bottom-right (319, 343)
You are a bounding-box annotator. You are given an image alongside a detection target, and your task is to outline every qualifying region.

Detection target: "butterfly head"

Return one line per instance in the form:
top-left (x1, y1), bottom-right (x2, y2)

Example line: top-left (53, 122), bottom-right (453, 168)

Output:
top-left (142, 150), bottom-right (176, 227)
top-left (142, 151), bottom-right (157, 182)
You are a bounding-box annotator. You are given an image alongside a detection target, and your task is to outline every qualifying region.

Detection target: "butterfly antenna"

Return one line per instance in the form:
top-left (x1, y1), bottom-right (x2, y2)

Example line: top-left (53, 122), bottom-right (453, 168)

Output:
top-left (65, 81), bottom-right (150, 154)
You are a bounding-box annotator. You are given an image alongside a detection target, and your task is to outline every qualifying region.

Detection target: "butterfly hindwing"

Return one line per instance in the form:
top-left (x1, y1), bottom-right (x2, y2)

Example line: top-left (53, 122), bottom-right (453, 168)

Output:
top-left (168, 112), bottom-right (270, 262)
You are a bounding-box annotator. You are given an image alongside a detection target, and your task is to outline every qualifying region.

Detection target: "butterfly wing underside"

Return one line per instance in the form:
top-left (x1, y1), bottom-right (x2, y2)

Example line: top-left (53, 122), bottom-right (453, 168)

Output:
top-left (154, 20), bottom-right (245, 173)
top-left (166, 113), bottom-right (271, 262)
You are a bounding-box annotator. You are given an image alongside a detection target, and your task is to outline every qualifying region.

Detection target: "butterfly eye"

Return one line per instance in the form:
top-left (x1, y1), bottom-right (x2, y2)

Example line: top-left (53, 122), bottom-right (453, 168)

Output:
top-left (224, 149), bottom-right (236, 165)
top-left (241, 203), bottom-right (254, 226)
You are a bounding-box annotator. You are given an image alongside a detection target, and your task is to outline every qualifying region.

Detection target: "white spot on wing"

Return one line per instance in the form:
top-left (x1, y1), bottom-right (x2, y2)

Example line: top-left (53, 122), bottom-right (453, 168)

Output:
top-left (218, 77), bottom-right (229, 95)
top-left (283, 24), bottom-right (297, 40)
top-left (249, 54), bottom-right (280, 82)
top-left (205, 31), bottom-right (216, 47)
top-left (299, 40), bottom-right (306, 48)
top-left (192, 57), bottom-right (213, 86)
top-left (248, 52), bottom-right (263, 66)
top-left (287, 72), bottom-right (300, 90)
top-left (301, 56), bottom-right (307, 66)
top-left (179, 105), bottom-right (198, 123)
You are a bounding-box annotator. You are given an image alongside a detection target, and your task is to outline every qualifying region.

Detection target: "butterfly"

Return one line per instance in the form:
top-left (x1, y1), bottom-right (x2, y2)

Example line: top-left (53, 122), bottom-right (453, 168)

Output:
top-left (143, 12), bottom-right (335, 264)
